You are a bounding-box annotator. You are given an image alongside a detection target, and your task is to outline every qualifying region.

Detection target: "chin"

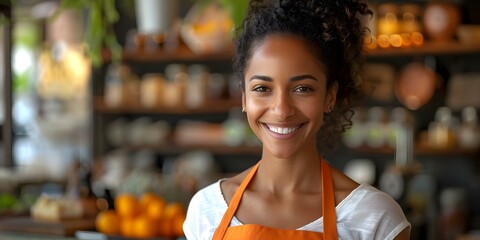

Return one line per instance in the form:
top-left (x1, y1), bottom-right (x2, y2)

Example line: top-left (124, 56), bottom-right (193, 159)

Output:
top-left (263, 145), bottom-right (298, 159)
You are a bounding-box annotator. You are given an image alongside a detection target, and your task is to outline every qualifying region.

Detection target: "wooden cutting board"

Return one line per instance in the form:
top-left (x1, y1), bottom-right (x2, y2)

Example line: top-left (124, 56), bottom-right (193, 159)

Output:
top-left (0, 216), bottom-right (95, 236)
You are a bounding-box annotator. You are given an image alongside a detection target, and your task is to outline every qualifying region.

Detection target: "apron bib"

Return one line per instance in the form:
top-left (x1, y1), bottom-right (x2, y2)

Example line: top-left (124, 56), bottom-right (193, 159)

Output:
top-left (212, 159), bottom-right (338, 240)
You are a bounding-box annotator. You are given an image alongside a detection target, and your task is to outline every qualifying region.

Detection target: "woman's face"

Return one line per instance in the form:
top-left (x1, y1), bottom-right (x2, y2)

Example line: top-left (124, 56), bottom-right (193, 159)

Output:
top-left (243, 34), bottom-right (337, 158)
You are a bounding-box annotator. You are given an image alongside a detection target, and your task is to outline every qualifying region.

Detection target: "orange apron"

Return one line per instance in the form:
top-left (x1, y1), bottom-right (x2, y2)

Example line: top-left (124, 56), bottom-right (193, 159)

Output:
top-left (212, 159), bottom-right (338, 240)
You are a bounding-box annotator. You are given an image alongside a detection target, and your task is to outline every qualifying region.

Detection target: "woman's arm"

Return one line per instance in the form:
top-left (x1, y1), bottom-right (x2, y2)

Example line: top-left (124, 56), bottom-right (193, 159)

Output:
top-left (394, 227), bottom-right (410, 240)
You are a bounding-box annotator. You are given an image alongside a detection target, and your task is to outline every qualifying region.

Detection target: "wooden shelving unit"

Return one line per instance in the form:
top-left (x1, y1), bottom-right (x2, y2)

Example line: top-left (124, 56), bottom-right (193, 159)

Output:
top-left (124, 144), bottom-right (261, 155)
top-left (95, 39), bottom-right (480, 159)
top-left (349, 143), bottom-right (480, 156)
top-left (367, 41), bottom-right (480, 57)
top-left (93, 97), bottom-right (241, 115)
top-left (101, 40), bottom-right (480, 62)
top-left (104, 44), bottom-right (234, 63)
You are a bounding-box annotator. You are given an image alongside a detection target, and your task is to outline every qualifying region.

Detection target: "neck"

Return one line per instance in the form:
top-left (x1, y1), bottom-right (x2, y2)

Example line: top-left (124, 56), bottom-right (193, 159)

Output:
top-left (255, 148), bottom-right (323, 194)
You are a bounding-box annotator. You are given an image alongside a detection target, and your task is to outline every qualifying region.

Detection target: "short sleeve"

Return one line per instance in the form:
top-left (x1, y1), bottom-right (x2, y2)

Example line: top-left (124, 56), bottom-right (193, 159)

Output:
top-left (183, 181), bottom-right (227, 240)
top-left (335, 184), bottom-right (411, 240)
top-left (183, 191), bottom-right (201, 240)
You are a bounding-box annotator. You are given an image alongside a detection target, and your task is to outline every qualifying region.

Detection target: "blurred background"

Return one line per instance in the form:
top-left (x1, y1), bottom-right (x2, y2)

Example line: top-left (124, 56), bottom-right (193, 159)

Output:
top-left (0, 0), bottom-right (479, 239)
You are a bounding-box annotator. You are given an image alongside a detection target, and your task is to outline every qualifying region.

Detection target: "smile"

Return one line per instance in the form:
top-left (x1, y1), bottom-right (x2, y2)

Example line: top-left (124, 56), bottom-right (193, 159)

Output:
top-left (266, 124), bottom-right (303, 135)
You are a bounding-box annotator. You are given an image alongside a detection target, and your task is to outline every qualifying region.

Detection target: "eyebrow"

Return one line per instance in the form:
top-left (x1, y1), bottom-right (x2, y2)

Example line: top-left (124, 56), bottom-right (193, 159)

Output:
top-left (249, 74), bottom-right (318, 82)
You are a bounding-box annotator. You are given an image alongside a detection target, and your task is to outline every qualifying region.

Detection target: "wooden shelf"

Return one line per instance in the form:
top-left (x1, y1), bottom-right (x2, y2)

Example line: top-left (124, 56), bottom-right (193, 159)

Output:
top-left (102, 41), bottom-right (480, 63)
top-left (112, 142), bottom-right (479, 157)
top-left (0, 216), bottom-right (95, 237)
top-left (94, 97), bottom-right (241, 115)
top-left (113, 144), bottom-right (262, 155)
top-left (349, 143), bottom-right (480, 156)
top-left (367, 41), bottom-right (480, 57)
top-left (104, 44), bottom-right (234, 62)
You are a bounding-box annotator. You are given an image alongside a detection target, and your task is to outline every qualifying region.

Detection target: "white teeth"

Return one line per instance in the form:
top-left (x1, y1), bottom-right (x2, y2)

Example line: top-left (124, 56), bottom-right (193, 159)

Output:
top-left (267, 125), bottom-right (300, 134)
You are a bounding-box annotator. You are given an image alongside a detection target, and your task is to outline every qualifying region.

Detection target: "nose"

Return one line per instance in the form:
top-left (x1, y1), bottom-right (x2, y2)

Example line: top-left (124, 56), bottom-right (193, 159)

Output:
top-left (271, 92), bottom-right (295, 120)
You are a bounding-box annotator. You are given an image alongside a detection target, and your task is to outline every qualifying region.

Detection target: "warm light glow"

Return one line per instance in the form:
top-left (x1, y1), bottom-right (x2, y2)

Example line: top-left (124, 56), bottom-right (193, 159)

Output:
top-left (378, 34), bottom-right (390, 48)
top-left (401, 33), bottom-right (413, 47)
top-left (37, 42), bottom-right (91, 100)
top-left (364, 35), bottom-right (377, 49)
top-left (405, 95), bottom-right (421, 110)
top-left (412, 32), bottom-right (424, 46)
top-left (378, 13), bottom-right (399, 35)
top-left (390, 34), bottom-right (402, 48)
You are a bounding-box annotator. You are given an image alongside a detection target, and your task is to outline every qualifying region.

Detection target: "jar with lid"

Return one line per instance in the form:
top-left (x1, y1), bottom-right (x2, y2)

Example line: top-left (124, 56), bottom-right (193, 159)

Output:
top-left (140, 73), bottom-right (165, 108)
top-left (163, 64), bottom-right (187, 108)
top-left (428, 107), bottom-right (456, 148)
top-left (104, 63), bottom-right (138, 108)
top-left (186, 64), bottom-right (209, 109)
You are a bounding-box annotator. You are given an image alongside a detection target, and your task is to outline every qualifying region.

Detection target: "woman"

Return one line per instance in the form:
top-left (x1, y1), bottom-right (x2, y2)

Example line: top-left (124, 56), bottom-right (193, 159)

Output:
top-left (183, 0), bottom-right (411, 239)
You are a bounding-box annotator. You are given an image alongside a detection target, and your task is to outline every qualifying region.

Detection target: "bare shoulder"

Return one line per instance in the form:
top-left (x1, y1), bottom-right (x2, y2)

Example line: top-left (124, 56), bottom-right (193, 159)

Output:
top-left (219, 167), bottom-right (252, 205)
top-left (331, 167), bottom-right (360, 204)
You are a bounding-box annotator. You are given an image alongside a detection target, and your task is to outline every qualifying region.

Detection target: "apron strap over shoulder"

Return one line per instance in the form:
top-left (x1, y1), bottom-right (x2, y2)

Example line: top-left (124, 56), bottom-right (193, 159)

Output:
top-left (212, 162), bottom-right (261, 240)
top-left (322, 159), bottom-right (338, 239)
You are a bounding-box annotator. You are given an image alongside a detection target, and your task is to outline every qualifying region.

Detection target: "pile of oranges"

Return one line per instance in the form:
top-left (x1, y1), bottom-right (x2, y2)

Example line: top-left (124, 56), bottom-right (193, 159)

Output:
top-left (95, 192), bottom-right (186, 238)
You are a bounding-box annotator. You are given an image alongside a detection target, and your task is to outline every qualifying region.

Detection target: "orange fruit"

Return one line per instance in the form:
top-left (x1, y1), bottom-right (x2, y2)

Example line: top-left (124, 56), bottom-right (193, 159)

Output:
top-left (139, 192), bottom-right (167, 219)
top-left (158, 217), bottom-right (173, 237)
top-left (95, 210), bottom-right (120, 235)
top-left (139, 192), bottom-right (159, 208)
top-left (164, 202), bottom-right (186, 220)
top-left (120, 217), bottom-right (136, 237)
top-left (145, 197), bottom-right (167, 220)
top-left (132, 215), bottom-right (157, 238)
top-left (115, 193), bottom-right (140, 218)
top-left (172, 213), bottom-right (186, 236)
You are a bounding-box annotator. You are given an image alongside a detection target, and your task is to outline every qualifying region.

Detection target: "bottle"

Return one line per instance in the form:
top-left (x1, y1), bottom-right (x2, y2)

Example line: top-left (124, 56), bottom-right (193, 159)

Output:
top-left (186, 64), bottom-right (209, 109)
top-left (457, 106), bottom-right (479, 149)
top-left (429, 107), bottom-right (455, 148)
top-left (222, 107), bottom-right (247, 147)
top-left (365, 107), bottom-right (388, 148)
top-left (343, 108), bottom-right (366, 148)
top-left (438, 188), bottom-right (467, 240)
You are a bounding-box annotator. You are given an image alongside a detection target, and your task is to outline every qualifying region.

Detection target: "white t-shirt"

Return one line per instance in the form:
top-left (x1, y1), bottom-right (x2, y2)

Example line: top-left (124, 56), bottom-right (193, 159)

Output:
top-left (183, 180), bottom-right (410, 240)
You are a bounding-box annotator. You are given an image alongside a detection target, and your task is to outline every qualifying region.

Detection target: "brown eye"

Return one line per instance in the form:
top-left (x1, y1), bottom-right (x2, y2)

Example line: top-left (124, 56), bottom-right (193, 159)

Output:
top-left (253, 86), bottom-right (268, 92)
top-left (294, 86), bottom-right (313, 92)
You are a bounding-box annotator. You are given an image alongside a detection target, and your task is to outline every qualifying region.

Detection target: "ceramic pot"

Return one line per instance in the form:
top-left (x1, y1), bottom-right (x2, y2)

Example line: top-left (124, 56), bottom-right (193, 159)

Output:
top-left (423, 1), bottom-right (460, 42)
top-left (135, 0), bottom-right (179, 35)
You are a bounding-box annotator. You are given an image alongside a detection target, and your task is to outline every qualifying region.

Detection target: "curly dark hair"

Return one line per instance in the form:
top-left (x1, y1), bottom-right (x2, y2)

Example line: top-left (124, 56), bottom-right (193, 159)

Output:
top-left (233, 0), bottom-right (371, 153)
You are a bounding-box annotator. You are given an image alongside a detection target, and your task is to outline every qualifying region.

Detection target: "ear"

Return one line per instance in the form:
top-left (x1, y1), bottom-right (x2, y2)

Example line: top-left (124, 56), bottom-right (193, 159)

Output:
top-left (325, 82), bottom-right (338, 112)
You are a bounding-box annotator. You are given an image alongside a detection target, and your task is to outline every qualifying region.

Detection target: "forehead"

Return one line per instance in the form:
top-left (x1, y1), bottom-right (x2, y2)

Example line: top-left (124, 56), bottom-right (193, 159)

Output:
top-left (247, 34), bottom-right (326, 73)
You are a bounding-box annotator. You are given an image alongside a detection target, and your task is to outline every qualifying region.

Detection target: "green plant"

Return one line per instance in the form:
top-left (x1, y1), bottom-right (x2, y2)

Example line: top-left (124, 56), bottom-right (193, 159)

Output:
top-left (53, 0), bottom-right (122, 67)
top-left (53, 0), bottom-right (248, 67)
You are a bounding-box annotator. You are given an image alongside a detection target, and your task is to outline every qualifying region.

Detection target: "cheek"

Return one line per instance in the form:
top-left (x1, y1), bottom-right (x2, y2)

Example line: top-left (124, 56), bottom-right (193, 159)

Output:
top-left (244, 96), bottom-right (266, 135)
top-left (301, 102), bottom-right (325, 128)
top-left (244, 92), bottom-right (265, 111)
top-left (245, 99), bottom-right (263, 124)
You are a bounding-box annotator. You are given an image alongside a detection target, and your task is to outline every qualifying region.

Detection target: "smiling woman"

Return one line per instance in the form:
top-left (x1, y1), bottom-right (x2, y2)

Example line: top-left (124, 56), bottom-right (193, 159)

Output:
top-left (242, 35), bottom-right (334, 159)
top-left (183, 1), bottom-right (411, 240)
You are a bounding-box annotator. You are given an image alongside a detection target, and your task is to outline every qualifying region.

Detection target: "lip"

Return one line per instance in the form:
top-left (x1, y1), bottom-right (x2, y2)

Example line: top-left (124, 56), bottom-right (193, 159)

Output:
top-left (262, 123), bottom-right (305, 139)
